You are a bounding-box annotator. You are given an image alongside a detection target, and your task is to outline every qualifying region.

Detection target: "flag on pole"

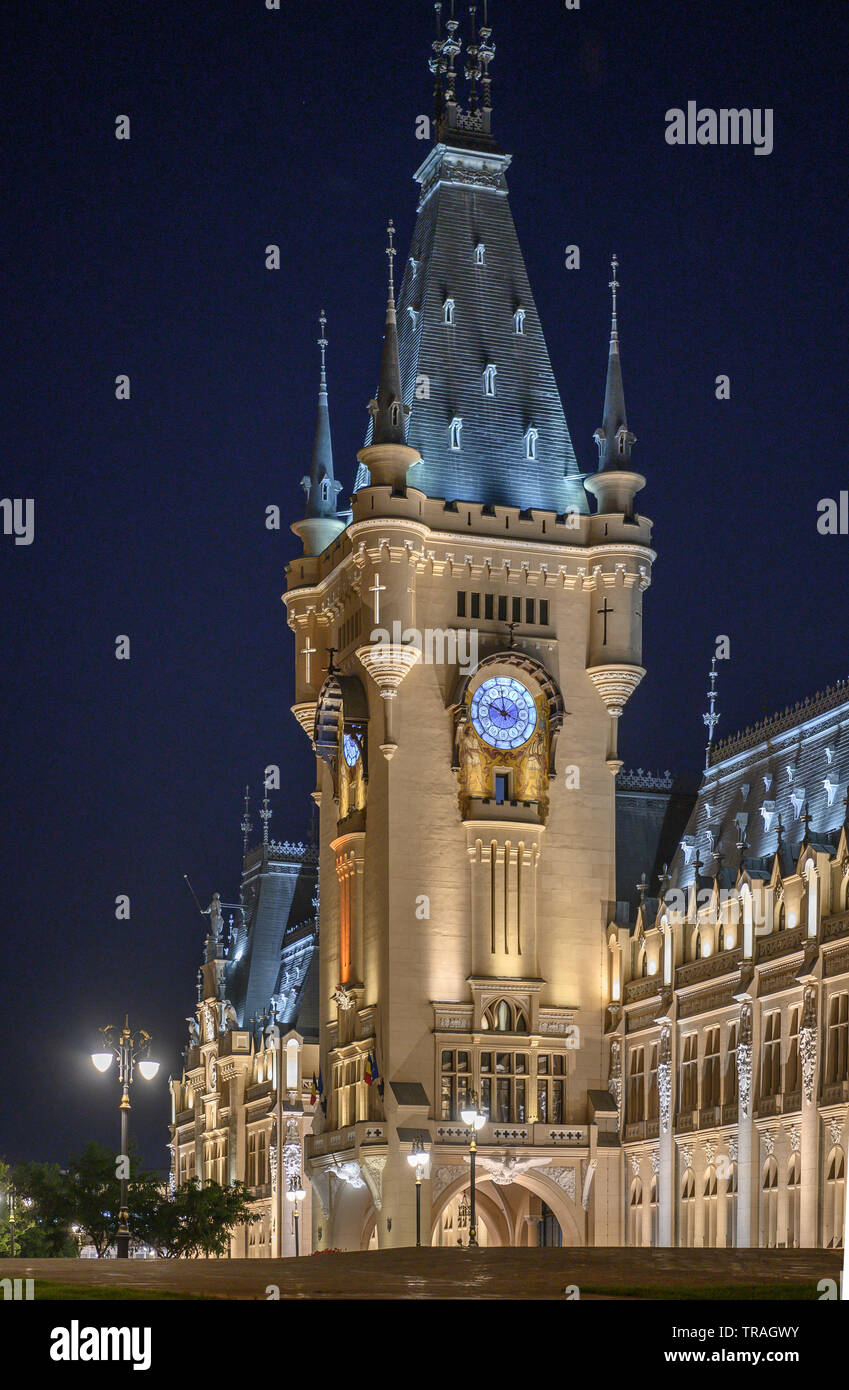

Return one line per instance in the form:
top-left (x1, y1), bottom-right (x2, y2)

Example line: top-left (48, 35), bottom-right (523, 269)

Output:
top-left (310, 1072), bottom-right (318, 1106)
top-left (364, 1053), bottom-right (373, 1086)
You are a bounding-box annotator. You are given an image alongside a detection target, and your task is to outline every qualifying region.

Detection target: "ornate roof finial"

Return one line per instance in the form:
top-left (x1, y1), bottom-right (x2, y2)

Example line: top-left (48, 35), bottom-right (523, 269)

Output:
top-left (317, 308), bottom-right (328, 392)
top-left (801, 801), bottom-right (812, 847)
top-left (385, 219), bottom-right (397, 305)
top-left (465, 6), bottom-right (480, 115)
top-left (703, 656), bottom-right (721, 772)
top-left (608, 253), bottom-right (620, 353)
top-left (260, 785), bottom-right (272, 846)
top-left (775, 813), bottom-right (785, 856)
top-left (293, 308), bottom-right (342, 535)
top-left (657, 862), bottom-right (671, 900)
top-left (240, 784), bottom-right (251, 858)
top-left (636, 871), bottom-right (648, 910)
top-left (478, 0), bottom-right (494, 115)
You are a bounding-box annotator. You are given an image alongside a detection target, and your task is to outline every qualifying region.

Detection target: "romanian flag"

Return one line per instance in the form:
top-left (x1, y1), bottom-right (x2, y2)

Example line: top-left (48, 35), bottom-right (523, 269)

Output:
top-left (364, 1053), bottom-right (373, 1086)
top-left (370, 1049), bottom-right (380, 1083)
top-left (310, 1072), bottom-right (318, 1106)
top-left (318, 1068), bottom-right (327, 1115)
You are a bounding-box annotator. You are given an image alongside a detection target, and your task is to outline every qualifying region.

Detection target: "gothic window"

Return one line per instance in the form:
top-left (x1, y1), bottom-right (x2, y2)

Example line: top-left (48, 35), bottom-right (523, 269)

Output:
top-left (725, 1021), bottom-right (738, 1105)
top-left (680, 1034), bottom-right (698, 1112)
top-left (725, 1161), bottom-right (738, 1248)
top-left (703, 1167), bottom-right (718, 1248)
top-left (525, 598), bottom-right (535, 624)
top-left (786, 1154), bottom-right (801, 1248)
top-left (443, 297), bottom-right (455, 326)
top-left (483, 363), bottom-right (497, 397)
top-left (440, 1048), bottom-right (471, 1121)
top-left (761, 1012), bottom-right (781, 1096)
top-left (482, 999), bottom-right (528, 1033)
top-left (497, 595), bottom-right (507, 622)
top-left (390, 401), bottom-right (402, 427)
top-left (457, 591), bottom-right (467, 617)
top-left (703, 1027), bottom-right (721, 1108)
top-left (513, 307), bottom-right (526, 335)
top-left (628, 1047), bottom-right (645, 1120)
top-left (475, 243), bottom-right (485, 265)
top-left (484, 594), bottom-right (494, 620)
top-left (640, 950), bottom-right (648, 979)
top-left (761, 1157), bottom-right (778, 1248)
top-left (628, 1178), bottom-right (643, 1246)
top-left (649, 1176), bottom-right (659, 1246)
top-left (524, 426), bottom-right (539, 460)
top-left (680, 1170), bottom-right (696, 1248)
top-left (470, 592), bottom-right (481, 618)
top-left (449, 416), bottom-right (462, 450)
top-left (481, 1050), bottom-right (528, 1123)
top-left (824, 1147), bottom-right (845, 1248)
top-left (826, 992), bottom-right (849, 1082)
top-left (776, 900), bottom-right (786, 932)
top-left (694, 929), bottom-right (702, 960)
top-left (321, 479), bottom-right (330, 502)
top-left (785, 1005), bottom-right (801, 1095)
top-left (511, 596), bottom-right (521, 623)
top-left (536, 1053), bottom-right (566, 1125)
top-left (717, 924), bottom-right (725, 952)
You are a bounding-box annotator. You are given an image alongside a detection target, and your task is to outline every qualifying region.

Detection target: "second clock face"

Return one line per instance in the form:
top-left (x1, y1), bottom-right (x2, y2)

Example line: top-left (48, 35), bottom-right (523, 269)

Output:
top-left (343, 733), bottom-right (361, 767)
top-left (470, 676), bottom-right (537, 750)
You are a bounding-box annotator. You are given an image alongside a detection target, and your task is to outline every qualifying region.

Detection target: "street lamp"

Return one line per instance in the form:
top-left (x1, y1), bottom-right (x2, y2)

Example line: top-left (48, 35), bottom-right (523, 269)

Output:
top-left (406, 1135), bottom-right (427, 1247)
top-left (286, 1175), bottom-right (306, 1256)
top-left (90, 1016), bottom-right (160, 1258)
top-left (459, 1091), bottom-right (486, 1248)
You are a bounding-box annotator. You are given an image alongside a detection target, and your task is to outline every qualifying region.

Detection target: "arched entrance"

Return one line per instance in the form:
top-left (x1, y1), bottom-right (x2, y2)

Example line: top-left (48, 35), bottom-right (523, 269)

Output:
top-left (430, 1168), bottom-right (583, 1248)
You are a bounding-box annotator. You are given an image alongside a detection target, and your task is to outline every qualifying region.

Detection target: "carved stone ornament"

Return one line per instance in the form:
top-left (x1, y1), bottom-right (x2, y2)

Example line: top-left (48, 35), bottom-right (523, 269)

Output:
top-left (608, 1040), bottom-right (623, 1127)
top-left (538, 1166), bottom-right (577, 1202)
top-left (800, 985), bottom-right (818, 1105)
top-left (658, 1027), bottom-right (672, 1135)
top-left (762, 1131), bottom-right (775, 1157)
top-left (651, 1150), bottom-right (660, 1173)
top-left (829, 1118), bottom-right (843, 1147)
top-left (737, 1001), bottom-right (753, 1119)
top-left (432, 1165), bottom-right (465, 1200)
top-left (787, 1125), bottom-right (801, 1153)
top-left (361, 1155), bottom-right (388, 1211)
top-left (703, 1140), bottom-right (716, 1165)
top-left (679, 1145), bottom-right (693, 1171)
top-left (333, 986), bottom-right (355, 1012)
top-left (630, 1153), bottom-right (641, 1176)
top-left (727, 1136), bottom-right (738, 1162)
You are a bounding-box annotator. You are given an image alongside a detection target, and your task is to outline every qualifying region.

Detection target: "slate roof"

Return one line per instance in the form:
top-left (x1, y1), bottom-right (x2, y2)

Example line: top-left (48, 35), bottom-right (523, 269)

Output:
top-left (354, 143), bottom-right (587, 514)
top-left (227, 843), bottom-right (318, 1031)
top-left (668, 683), bottom-right (849, 890)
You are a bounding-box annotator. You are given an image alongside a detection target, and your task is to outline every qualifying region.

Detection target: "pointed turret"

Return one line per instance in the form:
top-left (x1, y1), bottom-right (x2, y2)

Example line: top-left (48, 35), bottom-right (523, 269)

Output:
top-left (586, 256), bottom-right (646, 520)
top-left (356, 221), bottom-right (421, 489)
top-left (291, 311), bottom-right (346, 557)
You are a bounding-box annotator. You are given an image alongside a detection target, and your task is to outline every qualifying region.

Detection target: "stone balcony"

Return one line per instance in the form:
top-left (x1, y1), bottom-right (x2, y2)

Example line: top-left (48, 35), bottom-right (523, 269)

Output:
top-left (755, 926), bottom-right (805, 963)
top-left (623, 977), bottom-right (661, 1006)
top-left (676, 948), bottom-right (742, 990)
top-left (305, 1121), bottom-right (388, 1160)
top-left (434, 1121), bottom-right (589, 1148)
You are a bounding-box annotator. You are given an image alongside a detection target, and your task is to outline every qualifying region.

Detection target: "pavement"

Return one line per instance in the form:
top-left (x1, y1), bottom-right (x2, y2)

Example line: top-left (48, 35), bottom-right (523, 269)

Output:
top-left (0, 1246), bottom-right (842, 1300)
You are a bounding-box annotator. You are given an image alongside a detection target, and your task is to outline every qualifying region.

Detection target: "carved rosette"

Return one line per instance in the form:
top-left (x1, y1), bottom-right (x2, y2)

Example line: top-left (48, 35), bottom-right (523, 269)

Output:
top-left (586, 664), bottom-right (646, 719)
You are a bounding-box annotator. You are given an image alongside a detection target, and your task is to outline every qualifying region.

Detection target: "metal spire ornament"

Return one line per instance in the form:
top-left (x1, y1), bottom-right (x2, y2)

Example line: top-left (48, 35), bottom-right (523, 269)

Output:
top-left (260, 786), bottom-right (272, 846)
top-left (240, 784), bottom-right (251, 859)
top-left (608, 253), bottom-right (620, 352)
top-left (703, 656), bottom-right (721, 772)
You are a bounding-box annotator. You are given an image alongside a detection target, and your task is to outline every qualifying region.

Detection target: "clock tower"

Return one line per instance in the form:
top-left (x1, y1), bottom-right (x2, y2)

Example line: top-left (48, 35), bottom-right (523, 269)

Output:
top-left (283, 10), bottom-right (653, 1250)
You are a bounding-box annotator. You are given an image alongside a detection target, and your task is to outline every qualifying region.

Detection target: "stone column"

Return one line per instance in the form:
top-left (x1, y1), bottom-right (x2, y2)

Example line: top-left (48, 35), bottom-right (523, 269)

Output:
top-left (657, 1020), bottom-right (675, 1246)
top-left (799, 983), bottom-right (820, 1247)
top-left (735, 998), bottom-right (756, 1247)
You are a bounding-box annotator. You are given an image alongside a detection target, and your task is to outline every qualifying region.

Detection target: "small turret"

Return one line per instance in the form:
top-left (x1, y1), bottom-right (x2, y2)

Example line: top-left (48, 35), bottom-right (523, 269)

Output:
top-left (356, 221), bottom-right (421, 489)
top-left (291, 310), bottom-right (346, 557)
top-left (585, 256), bottom-right (646, 520)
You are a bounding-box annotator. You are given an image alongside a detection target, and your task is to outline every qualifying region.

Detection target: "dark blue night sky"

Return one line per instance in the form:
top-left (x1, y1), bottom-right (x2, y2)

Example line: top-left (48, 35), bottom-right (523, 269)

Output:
top-left (3, 0), bottom-right (848, 1169)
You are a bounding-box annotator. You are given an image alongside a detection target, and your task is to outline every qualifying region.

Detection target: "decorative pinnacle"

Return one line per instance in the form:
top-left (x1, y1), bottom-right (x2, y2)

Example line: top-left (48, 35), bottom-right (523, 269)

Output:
top-left (385, 220), bottom-right (397, 304)
top-left (260, 786), bottom-right (272, 846)
top-left (702, 656), bottom-right (721, 771)
top-left (240, 784), bottom-right (251, 856)
top-left (317, 310), bottom-right (328, 392)
top-left (801, 801), bottom-right (812, 845)
top-left (608, 254), bottom-right (620, 349)
top-left (636, 871), bottom-right (648, 908)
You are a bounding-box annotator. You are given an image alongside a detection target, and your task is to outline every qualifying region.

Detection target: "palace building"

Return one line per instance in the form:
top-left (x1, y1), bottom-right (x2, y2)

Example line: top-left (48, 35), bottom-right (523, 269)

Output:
top-left (177, 10), bottom-right (847, 1255)
top-left (169, 802), bottom-right (320, 1257)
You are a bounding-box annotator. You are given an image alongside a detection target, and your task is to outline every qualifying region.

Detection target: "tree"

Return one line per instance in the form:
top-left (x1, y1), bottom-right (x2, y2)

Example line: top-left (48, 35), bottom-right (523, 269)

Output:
top-left (10, 1143), bottom-right (162, 1257)
top-left (139, 1180), bottom-right (259, 1259)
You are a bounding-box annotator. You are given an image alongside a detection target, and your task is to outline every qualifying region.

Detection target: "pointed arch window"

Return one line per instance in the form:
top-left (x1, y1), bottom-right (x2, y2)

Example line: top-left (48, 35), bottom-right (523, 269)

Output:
top-left (524, 426), bottom-right (539, 461)
top-left (475, 243), bottom-right (485, 266)
top-left (483, 363), bottom-right (497, 397)
top-left (761, 1157), bottom-right (779, 1248)
top-left (449, 416), bottom-right (463, 451)
top-left (443, 297), bottom-right (455, 326)
top-left (320, 479), bottom-right (330, 503)
top-left (513, 308), bottom-right (526, 335)
top-left (389, 401), bottom-right (402, 428)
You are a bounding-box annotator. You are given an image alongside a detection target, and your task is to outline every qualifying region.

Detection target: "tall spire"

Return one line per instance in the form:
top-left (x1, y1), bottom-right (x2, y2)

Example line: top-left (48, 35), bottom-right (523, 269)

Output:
top-left (368, 220), bottom-right (409, 448)
top-left (301, 310), bottom-right (340, 519)
top-left (240, 784), bottom-right (251, 859)
top-left (291, 310), bottom-right (346, 557)
top-left (586, 255), bottom-right (645, 518)
top-left (593, 254), bottom-right (635, 472)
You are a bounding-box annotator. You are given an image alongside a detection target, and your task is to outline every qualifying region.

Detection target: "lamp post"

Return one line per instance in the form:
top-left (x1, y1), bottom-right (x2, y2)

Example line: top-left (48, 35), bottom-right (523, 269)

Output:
top-left (286, 1175), bottom-right (306, 1256)
top-left (7, 1183), bottom-right (15, 1258)
top-left (91, 1016), bottom-right (160, 1258)
top-left (459, 1091), bottom-right (487, 1248)
top-left (406, 1135), bottom-right (427, 1246)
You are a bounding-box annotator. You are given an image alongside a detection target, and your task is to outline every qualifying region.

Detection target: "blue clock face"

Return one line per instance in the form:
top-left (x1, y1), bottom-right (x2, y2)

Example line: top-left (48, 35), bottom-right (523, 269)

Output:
top-left (470, 677), bottom-right (537, 750)
top-left (343, 733), bottom-right (361, 767)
